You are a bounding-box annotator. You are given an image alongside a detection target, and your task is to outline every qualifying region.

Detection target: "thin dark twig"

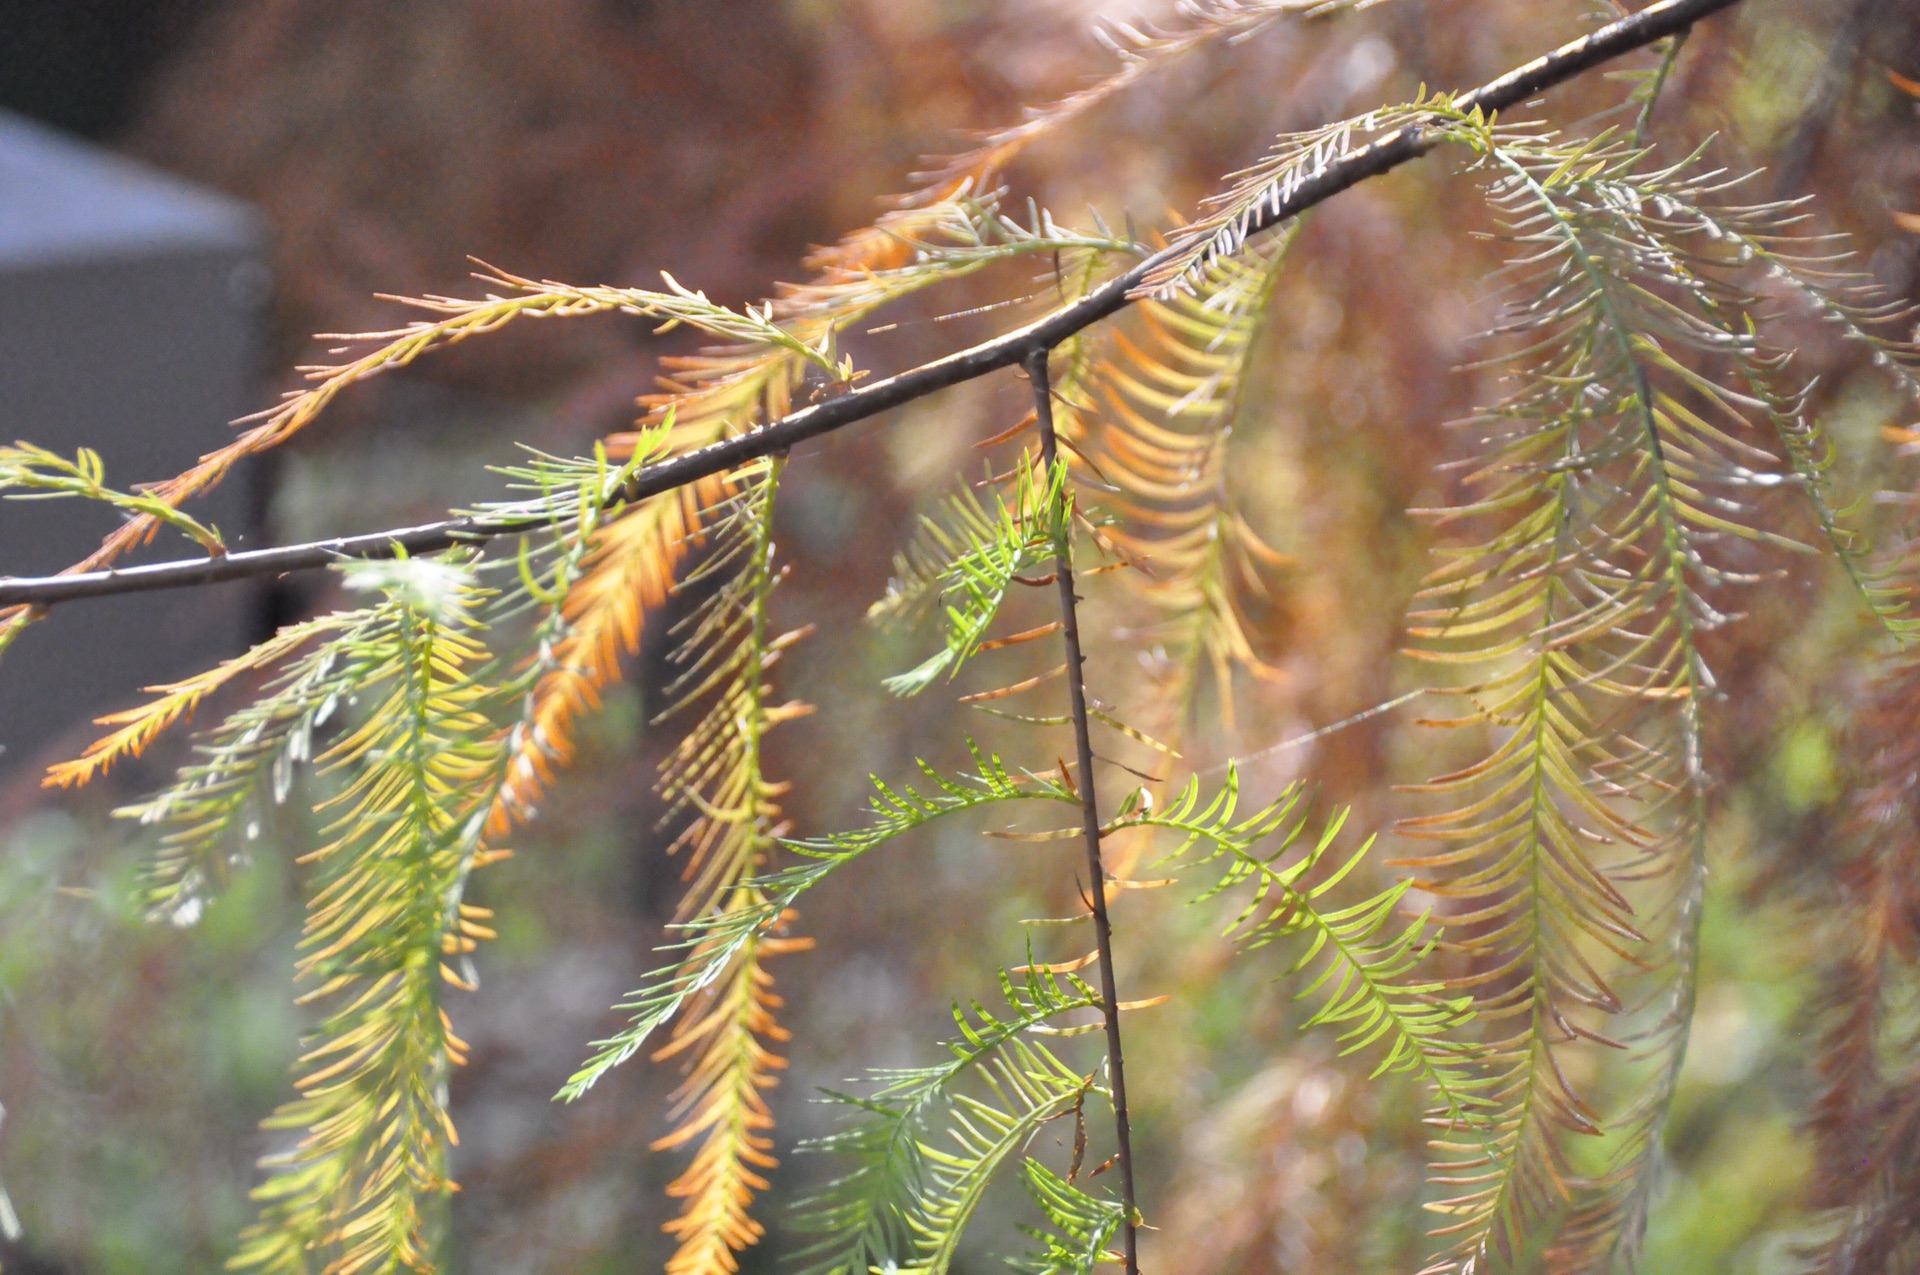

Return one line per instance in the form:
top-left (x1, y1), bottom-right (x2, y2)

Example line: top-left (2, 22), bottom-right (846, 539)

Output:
top-left (0, 0), bottom-right (1745, 611)
top-left (1632, 27), bottom-right (1691, 147)
top-left (1027, 348), bottom-right (1139, 1274)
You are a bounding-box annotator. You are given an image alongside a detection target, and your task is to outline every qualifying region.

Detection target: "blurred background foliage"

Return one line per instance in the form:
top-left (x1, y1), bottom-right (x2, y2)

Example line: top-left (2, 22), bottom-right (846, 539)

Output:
top-left (3, 0), bottom-right (1920, 1271)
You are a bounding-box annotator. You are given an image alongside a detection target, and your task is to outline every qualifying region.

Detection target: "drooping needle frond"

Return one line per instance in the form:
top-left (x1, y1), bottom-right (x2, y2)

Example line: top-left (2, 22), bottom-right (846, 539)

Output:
top-left (116, 607), bottom-right (401, 924)
top-left (1140, 99), bottom-right (1437, 296)
top-left (125, 453), bottom-right (621, 1274)
top-left (645, 460), bottom-right (816, 1275)
top-left (792, 964), bottom-right (1106, 1275)
top-left (227, 554), bottom-right (503, 1275)
top-left (1073, 230), bottom-right (1298, 739)
top-left (1807, 543), bottom-right (1920, 1273)
top-left (1398, 120), bottom-right (1835, 1271)
top-left (886, 0), bottom-right (1395, 235)
top-left (1617, 186), bottom-right (1920, 640)
top-left (45, 611), bottom-right (357, 791)
top-left (489, 475), bottom-right (725, 832)
top-left (893, 1045), bottom-right (1098, 1275)
top-left (1012, 1159), bottom-right (1130, 1275)
top-left (560, 748), bottom-right (1078, 1102)
top-left (1120, 774), bottom-right (1487, 1122)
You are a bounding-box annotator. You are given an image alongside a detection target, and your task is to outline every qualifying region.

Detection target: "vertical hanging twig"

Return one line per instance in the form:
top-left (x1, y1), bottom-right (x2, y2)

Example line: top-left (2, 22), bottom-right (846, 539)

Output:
top-left (1025, 348), bottom-right (1140, 1274)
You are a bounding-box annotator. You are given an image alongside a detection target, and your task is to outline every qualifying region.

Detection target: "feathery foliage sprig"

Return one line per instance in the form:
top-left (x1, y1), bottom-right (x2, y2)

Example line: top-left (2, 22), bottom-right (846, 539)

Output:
top-left (562, 747), bottom-right (1079, 1103)
top-left (113, 607), bottom-right (396, 923)
top-left (1389, 117), bottom-right (1899, 1270)
top-left (1626, 189), bottom-right (1920, 641)
top-left (1102, 774), bottom-right (1492, 1160)
top-left (47, 610), bottom-right (361, 794)
top-left (1072, 231), bottom-right (1298, 738)
top-left (791, 963), bottom-right (1106, 1275)
top-left (1141, 99), bottom-right (1437, 295)
top-left (890, 1043), bottom-right (1098, 1275)
top-left (95, 451), bottom-right (633, 1273)
top-left (642, 460), bottom-right (817, 1275)
top-left (228, 553), bottom-right (502, 1274)
top-left (1011, 1159), bottom-right (1129, 1275)
top-left (0, 441), bottom-right (226, 555)
top-left (873, 459), bottom-right (1073, 696)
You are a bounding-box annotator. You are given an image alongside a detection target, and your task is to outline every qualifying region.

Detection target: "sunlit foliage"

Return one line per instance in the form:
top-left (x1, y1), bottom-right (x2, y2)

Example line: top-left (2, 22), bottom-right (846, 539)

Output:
top-left (6, 2), bottom-right (1920, 1273)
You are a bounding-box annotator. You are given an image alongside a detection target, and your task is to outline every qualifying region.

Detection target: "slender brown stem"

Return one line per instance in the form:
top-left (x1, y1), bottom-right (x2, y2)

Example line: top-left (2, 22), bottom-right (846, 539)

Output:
top-left (0, 0), bottom-right (1744, 612)
top-left (1026, 347), bottom-right (1139, 1273)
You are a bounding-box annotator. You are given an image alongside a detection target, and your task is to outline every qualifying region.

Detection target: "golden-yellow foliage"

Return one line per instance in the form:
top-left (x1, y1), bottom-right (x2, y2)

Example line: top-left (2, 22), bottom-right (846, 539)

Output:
top-left (642, 464), bottom-right (812, 1275)
top-left (1081, 236), bottom-right (1297, 739)
top-left (45, 612), bottom-right (350, 789)
top-left (488, 477), bottom-right (727, 836)
top-left (652, 932), bottom-right (811, 1275)
top-left (231, 561), bottom-right (502, 1275)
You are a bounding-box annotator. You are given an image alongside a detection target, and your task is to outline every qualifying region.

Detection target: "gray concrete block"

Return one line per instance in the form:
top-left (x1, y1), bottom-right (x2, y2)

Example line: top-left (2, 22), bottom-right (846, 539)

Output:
top-left (0, 109), bottom-right (269, 777)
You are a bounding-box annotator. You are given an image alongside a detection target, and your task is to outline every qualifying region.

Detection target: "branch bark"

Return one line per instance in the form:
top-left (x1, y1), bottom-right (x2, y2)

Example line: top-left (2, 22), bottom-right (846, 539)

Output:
top-left (0, 0), bottom-right (1741, 611)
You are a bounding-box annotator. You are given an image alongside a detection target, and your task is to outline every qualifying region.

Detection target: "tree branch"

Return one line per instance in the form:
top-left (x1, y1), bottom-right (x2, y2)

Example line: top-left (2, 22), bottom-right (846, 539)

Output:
top-left (1027, 348), bottom-right (1139, 1274)
top-left (0, 0), bottom-right (1740, 611)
